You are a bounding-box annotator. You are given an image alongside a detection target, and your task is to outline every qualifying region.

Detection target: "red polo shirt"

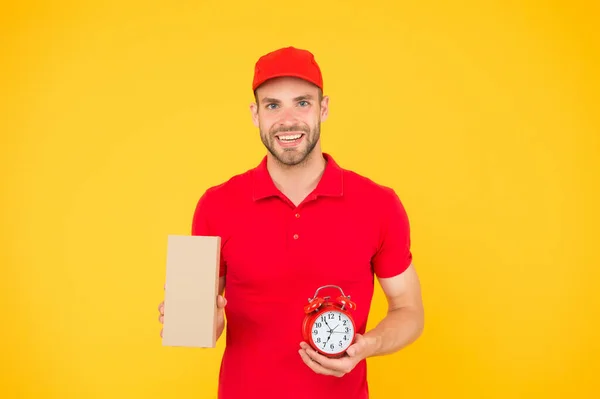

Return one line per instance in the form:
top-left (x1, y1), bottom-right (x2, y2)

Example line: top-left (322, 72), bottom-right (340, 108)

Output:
top-left (191, 153), bottom-right (412, 399)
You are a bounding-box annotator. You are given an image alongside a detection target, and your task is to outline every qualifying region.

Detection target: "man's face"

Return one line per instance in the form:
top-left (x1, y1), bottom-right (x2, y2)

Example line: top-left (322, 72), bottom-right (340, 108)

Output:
top-left (251, 77), bottom-right (329, 167)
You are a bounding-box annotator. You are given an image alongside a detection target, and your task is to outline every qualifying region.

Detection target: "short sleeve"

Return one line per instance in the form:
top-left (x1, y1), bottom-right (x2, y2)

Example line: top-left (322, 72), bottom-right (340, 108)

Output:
top-left (371, 189), bottom-right (413, 278)
top-left (191, 190), bottom-right (227, 278)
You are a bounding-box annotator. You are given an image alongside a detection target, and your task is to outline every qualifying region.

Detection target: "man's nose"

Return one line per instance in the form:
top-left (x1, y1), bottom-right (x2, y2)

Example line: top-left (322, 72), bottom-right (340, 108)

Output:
top-left (277, 106), bottom-right (299, 124)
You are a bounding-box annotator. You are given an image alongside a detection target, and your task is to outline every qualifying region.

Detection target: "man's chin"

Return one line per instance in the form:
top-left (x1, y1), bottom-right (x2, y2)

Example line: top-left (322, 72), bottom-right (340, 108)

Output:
top-left (273, 149), bottom-right (309, 166)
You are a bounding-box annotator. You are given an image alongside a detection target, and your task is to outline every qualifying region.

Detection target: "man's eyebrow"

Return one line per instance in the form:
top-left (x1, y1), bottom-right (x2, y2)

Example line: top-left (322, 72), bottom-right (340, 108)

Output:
top-left (294, 94), bottom-right (314, 101)
top-left (260, 94), bottom-right (315, 104)
top-left (261, 97), bottom-right (281, 104)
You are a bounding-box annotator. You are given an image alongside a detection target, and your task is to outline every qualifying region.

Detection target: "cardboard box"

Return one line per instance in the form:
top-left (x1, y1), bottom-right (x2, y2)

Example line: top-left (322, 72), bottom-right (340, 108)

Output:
top-left (162, 235), bottom-right (221, 348)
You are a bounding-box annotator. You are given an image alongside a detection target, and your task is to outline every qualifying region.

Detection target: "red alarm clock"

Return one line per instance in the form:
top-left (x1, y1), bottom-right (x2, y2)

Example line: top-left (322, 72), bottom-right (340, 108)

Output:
top-left (302, 285), bottom-right (357, 358)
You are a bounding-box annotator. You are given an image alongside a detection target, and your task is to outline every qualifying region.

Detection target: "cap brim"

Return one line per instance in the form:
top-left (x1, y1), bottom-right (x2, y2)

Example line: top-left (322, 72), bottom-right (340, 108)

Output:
top-left (253, 72), bottom-right (322, 91)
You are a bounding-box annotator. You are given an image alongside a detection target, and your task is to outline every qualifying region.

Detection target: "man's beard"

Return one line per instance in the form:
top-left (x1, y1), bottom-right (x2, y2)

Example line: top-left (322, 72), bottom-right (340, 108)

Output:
top-left (260, 122), bottom-right (320, 167)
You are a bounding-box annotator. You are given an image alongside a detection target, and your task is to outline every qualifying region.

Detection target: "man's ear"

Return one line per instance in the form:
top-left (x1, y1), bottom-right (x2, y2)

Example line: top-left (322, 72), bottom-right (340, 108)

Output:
top-left (250, 102), bottom-right (259, 128)
top-left (320, 95), bottom-right (330, 122)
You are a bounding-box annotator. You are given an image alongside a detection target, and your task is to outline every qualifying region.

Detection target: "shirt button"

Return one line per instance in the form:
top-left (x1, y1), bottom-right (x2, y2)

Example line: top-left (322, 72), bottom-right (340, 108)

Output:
top-left (295, 213), bottom-right (300, 218)
top-left (293, 234), bottom-right (299, 240)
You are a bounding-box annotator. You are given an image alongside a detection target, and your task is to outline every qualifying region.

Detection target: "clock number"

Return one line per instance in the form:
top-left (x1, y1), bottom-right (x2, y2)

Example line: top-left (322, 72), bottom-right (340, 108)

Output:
top-left (316, 337), bottom-right (321, 343)
top-left (330, 344), bottom-right (334, 350)
top-left (313, 329), bottom-right (318, 335)
top-left (343, 320), bottom-right (347, 326)
top-left (315, 322), bottom-right (322, 328)
top-left (328, 313), bottom-right (335, 320)
top-left (320, 315), bottom-right (326, 322)
top-left (339, 341), bottom-right (343, 347)
top-left (345, 327), bottom-right (349, 333)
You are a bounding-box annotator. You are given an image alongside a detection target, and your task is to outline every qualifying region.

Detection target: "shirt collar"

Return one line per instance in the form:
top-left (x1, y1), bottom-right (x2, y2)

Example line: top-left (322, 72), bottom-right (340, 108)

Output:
top-left (252, 152), bottom-right (344, 201)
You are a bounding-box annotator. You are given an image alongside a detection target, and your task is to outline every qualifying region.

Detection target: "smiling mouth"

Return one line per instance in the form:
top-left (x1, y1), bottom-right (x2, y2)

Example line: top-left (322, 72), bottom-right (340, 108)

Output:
top-left (277, 133), bottom-right (304, 143)
top-left (275, 132), bottom-right (306, 148)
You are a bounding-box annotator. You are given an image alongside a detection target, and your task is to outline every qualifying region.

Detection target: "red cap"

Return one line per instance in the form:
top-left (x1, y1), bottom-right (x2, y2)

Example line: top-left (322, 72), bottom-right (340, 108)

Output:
top-left (252, 46), bottom-right (323, 91)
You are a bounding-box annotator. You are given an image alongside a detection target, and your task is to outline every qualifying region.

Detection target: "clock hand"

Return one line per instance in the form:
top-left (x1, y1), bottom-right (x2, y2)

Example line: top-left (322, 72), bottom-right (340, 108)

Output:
top-left (323, 331), bottom-right (332, 348)
top-left (321, 323), bottom-right (339, 350)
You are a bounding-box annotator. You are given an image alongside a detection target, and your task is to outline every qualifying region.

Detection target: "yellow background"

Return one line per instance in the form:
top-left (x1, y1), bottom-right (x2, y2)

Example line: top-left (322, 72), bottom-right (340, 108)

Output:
top-left (2, 1), bottom-right (599, 398)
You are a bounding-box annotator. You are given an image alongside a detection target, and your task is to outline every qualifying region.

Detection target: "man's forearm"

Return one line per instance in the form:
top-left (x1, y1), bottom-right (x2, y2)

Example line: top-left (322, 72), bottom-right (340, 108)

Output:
top-left (363, 305), bottom-right (424, 357)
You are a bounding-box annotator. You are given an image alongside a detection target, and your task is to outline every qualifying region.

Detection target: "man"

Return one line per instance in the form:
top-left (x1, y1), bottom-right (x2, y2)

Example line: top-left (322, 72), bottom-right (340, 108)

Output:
top-left (158, 46), bottom-right (424, 399)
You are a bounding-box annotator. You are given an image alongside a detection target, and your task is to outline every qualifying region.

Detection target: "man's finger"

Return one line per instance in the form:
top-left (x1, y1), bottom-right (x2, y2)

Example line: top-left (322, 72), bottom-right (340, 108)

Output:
top-left (303, 346), bottom-right (344, 371)
top-left (346, 340), bottom-right (363, 357)
top-left (346, 334), bottom-right (369, 357)
top-left (298, 349), bottom-right (344, 377)
top-left (300, 344), bottom-right (349, 374)
top-left (217, 295), bottom-right (227, 309)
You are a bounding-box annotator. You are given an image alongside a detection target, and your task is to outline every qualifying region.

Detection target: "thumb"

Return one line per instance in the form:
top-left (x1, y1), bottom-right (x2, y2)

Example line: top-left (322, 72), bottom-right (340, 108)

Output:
top-left (346, 334), bottom-right (367, 357)
top-left (217, 295), bottom-right (227, 309)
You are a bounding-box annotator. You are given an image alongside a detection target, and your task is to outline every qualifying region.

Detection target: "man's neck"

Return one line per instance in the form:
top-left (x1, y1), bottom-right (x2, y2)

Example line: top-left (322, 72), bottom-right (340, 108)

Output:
top-left (267, 151), bottom-right (327, 206)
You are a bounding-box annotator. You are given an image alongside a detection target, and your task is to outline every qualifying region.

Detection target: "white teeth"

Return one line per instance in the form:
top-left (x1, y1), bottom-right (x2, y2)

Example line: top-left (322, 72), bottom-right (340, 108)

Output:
top-left (279, 134), bottom-right (302, 141)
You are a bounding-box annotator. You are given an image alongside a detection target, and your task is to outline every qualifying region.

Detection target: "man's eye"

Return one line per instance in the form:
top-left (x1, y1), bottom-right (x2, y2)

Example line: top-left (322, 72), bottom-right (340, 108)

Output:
top-left (299, 101), bottom-right (309, 107)
top-left (266, 104), bottom-right (278, 109)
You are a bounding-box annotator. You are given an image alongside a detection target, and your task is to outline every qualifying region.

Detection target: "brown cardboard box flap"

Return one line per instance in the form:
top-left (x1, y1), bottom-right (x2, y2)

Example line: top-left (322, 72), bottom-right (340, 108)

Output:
top-left (162, 235), bottom-right (221, 348)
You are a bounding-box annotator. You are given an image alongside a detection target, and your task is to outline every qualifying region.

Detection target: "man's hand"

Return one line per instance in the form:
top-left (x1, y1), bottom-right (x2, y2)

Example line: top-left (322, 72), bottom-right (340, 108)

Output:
top-left (298, 334), bottom-right (377, 378)
top-left (158, 283), bottom-right (227, 339)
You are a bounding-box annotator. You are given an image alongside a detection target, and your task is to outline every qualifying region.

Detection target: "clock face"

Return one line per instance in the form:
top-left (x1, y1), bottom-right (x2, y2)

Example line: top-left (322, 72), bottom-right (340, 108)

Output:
top-left (310, 310), bottom-right (354, 355)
